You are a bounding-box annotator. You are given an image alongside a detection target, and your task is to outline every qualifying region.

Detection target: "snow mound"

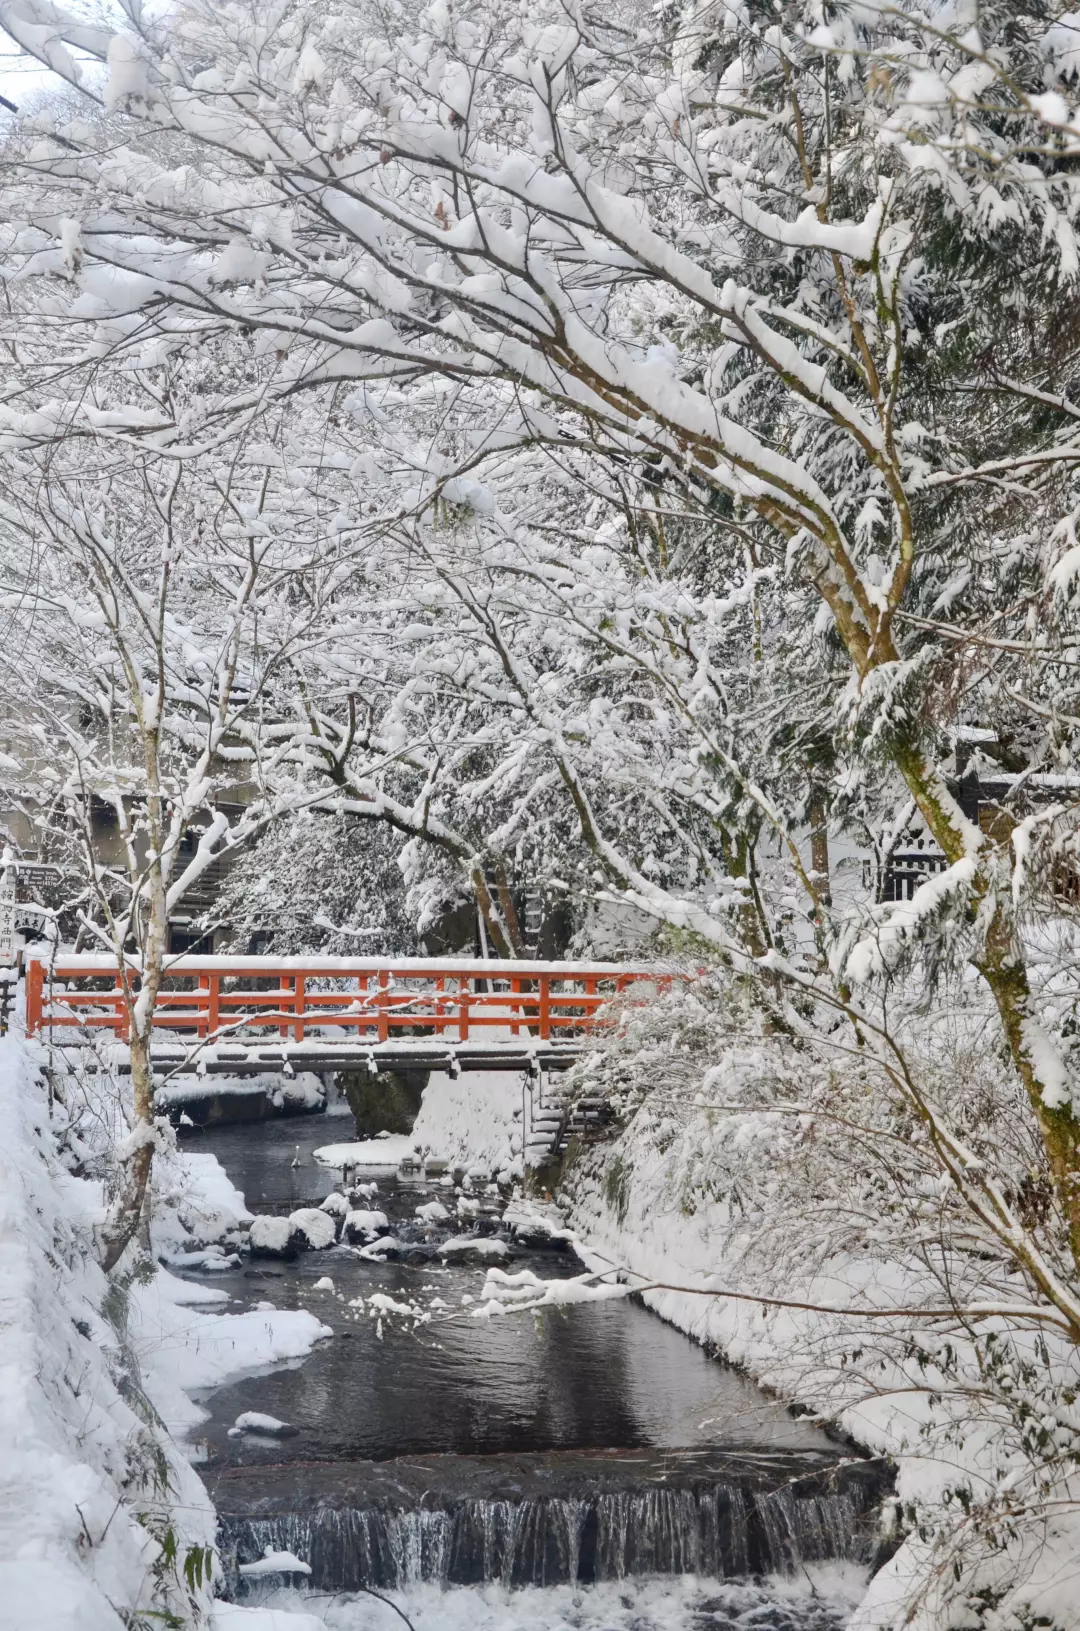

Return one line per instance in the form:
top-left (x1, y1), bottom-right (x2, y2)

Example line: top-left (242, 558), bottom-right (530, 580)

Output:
top-left (155, 1071), bottom-right (324, 1111)
top-left (129, 1268), bottom-right (333, 1438)
top-left (0, 1040), bottom-right (217, 1629)
top-left (412, 1069), bottom-right (522, 1175)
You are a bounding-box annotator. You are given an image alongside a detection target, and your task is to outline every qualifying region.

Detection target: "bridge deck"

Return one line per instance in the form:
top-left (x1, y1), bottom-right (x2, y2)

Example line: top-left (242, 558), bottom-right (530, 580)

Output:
top-left (26, 955), bottom-right (667, 1073)
top-left (56, 1039), bottom-right (585, 1076)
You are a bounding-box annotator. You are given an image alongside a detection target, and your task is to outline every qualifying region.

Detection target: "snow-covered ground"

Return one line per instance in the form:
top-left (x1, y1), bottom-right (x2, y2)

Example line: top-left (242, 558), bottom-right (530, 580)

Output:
top-left (313, 1068), bottom-right (523, 1178)
top-left (410, 1068), bottom-right (522, 1175)
top-left (560, 1114), bottom-right (1080, 1631)
top-left (0, 1038), bottom-right (332, 1631)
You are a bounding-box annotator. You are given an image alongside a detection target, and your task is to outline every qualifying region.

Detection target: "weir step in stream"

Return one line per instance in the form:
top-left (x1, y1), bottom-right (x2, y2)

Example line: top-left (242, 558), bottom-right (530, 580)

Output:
top-left (214, 1449), bottom-right (890, 1592)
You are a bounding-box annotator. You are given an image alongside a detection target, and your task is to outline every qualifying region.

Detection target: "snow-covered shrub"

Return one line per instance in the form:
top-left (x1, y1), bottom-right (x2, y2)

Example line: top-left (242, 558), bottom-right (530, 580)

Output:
top-left (564, 968), bottom-right (1080, 1628)
top-left (216, 811), bottom-right (421, 956)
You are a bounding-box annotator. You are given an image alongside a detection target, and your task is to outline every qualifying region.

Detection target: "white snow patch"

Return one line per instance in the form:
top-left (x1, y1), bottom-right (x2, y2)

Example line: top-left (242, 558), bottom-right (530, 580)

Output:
top-left (237, 1549), bottom-right (311, 1578)
top-left (314, 1136), bottom-right (415, 1167)
top-left (227, 1412), bottom-right (294, 1438)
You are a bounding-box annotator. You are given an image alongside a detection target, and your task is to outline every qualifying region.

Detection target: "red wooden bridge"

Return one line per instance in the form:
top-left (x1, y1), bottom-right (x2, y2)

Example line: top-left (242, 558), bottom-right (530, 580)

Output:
top-left (24, 955), bottom-right (666, 1073)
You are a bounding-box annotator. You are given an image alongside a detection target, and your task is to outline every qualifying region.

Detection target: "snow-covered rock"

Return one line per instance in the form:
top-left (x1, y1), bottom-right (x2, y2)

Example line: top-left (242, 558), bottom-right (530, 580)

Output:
top-left (356, 1235), bottom-right (405, 1260)
top-left (159, 1246), bottom-right (241, 1272)
top-left (247, 1215), bottom-right (296, 1256)
top-left (415, 1199), bottom-right (450, 1223)
top-left (343, 1207), bottom-right (389, 1241)
top-left (318, 1190), bottom-right (349, 1217)
top-left (227, 1412), bottom-right (297, 1438)
top-left (287, 1208), bottom-right (337, 1250)
top-left (437, 1235), bottom-right (510, 1261)
top-left (503, 1200), bottom-right (575, 1248)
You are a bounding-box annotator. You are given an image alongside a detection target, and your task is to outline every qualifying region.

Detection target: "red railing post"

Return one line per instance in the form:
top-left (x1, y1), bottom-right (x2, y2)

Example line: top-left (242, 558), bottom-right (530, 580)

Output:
top-left (294, 974), bottom-right (306, 1042)
top-left (198, 973), bottom-right (210, 1038)
top-left (459, 974), bottom-right (471, 1041)
top-left (208, 971), bottom-right (220, 1040)
top-left (378, 969), bottom-right (389, 1042)
top-left (26, 957), bottom-right (43, 1035)
top-left (539, 973), bottom-right (550, 1040)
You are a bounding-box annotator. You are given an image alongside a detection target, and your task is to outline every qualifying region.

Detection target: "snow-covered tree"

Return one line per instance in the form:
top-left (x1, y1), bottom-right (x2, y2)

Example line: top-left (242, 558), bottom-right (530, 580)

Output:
top-left (9, 16), bottom-right (1080, 1607)
top-left (0, 404), bottom-right (383, 1264)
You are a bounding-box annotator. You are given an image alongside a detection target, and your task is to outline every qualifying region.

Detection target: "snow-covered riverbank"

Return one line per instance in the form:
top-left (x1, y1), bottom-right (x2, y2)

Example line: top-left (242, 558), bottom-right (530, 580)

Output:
top-left (0, 1039), bottom-right (331, 1631)
top-left (558, 1108), bottom-right (1080, 1631)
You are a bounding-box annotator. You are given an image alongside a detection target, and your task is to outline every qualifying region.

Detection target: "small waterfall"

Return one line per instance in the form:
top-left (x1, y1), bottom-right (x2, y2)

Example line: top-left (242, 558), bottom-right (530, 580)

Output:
top-left (221, 1470), bottom-right (884, 1592)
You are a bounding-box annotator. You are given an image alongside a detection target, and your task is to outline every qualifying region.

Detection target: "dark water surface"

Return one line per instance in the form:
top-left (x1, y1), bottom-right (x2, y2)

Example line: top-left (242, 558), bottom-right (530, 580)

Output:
top-left (184, 1114), bottom-right (835, 1473)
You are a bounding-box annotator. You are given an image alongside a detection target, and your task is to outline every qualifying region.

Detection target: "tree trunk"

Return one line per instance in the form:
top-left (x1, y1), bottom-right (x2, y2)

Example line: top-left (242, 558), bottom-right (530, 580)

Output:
top-left (99, 1029), bottom-right (156, 1272)
top-left (892, 738), bottom-right (1080, 1269)
top-left (808, 785), bottom-right (831, 908)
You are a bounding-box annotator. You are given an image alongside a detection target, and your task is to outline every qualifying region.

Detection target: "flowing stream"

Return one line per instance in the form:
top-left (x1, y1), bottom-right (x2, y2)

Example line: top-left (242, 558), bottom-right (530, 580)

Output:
top-left (179, 1111), bottom-right (890, 1629)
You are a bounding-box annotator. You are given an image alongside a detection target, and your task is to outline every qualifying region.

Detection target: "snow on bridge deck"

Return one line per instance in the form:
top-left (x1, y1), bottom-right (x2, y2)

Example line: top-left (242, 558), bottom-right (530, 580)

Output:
top-left (25, 955), bottom-right (670, 1074)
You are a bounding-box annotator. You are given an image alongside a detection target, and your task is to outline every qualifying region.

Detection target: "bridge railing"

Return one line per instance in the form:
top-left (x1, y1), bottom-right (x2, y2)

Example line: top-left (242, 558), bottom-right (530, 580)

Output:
top-left (24, 955), bottom-right (667, 1046)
